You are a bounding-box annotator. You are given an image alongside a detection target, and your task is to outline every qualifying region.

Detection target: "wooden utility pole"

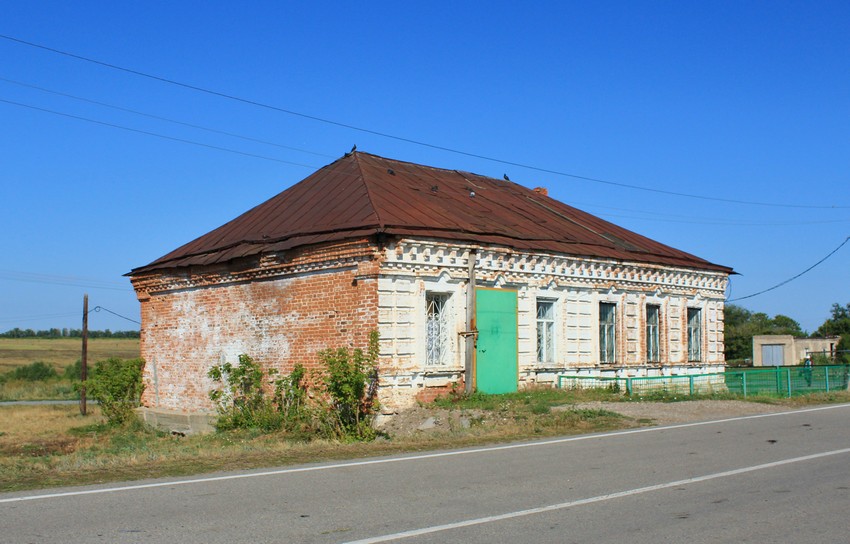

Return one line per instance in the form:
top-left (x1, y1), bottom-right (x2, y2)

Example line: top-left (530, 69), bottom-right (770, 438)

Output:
top-left (80, 294), bottom-right (88, 416)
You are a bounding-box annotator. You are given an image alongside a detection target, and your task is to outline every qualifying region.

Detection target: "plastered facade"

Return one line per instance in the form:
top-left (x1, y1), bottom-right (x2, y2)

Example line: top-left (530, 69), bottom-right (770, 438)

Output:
top-left (377, 240), bottom-right (727, 409)
top-left (132, 237), bottom-right (729, 416)
top-left (752, 335), bottom-right (842, 366)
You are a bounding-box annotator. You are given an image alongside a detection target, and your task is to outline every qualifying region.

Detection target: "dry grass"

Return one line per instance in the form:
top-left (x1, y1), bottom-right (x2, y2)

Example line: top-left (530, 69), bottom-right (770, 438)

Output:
top-left (756, 390), bottom-right (850, 406)
top-left (0, 405), bottom-right (97, 439)
top-left (0, 338), bottom-right (139, 374)
top-left (4, 389), bottom-right (847, 494)
top-left (0, 405), bottom-right (103, 458)
top-left (0, 398), bottom-right (630, 493)
top-left (0, 380), bottom-right (79, 401)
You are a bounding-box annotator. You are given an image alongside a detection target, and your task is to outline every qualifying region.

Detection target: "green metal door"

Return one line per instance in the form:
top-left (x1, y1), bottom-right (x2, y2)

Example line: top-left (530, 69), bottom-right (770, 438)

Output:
top-left (475, 288), bottom-right (518, 394)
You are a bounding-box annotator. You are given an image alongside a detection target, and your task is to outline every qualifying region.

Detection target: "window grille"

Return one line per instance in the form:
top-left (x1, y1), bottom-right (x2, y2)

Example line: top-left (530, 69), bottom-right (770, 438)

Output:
top-left (426, 293), bottom-right (449, 365)
top-left (687, 308), bottom-right (702, 361)
top-left (646, 305), bottom-right (660, 363)
top-left (537, 300), bottom-right (555, 363)
top-left (599, 302), bottom-right (617, 364)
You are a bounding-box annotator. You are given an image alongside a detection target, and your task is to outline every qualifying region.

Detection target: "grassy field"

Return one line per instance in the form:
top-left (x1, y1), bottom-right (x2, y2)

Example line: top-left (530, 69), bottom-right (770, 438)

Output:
top-left (0, 337), bottom-right (140, 401)
top-left (0, 404), bottom-right (102, 457)
top-left (0, 337), bottom-right (139, 374)
top-left (0, 380), bottom-right (79, 402)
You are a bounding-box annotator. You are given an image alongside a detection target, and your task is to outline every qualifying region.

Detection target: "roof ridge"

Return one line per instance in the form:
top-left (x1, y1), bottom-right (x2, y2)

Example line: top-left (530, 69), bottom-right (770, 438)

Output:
top-left (353, 152), bottom-right (386, 230)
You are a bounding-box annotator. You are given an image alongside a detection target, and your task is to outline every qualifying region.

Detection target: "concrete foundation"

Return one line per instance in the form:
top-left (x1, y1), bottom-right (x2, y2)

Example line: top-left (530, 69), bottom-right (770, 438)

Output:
top-left (137, 407), bottom-right (216, 435)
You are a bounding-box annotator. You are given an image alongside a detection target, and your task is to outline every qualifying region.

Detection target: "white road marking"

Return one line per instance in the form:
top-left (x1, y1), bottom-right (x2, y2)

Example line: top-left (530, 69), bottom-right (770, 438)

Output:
top-left (1, 403), bottom-right (848, 504)
top-left (342, 446), bottom-right (850, 543)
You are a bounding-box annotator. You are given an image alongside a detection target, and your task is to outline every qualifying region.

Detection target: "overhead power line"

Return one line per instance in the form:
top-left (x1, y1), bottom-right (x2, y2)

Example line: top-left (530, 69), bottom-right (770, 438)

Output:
top-left (91, 306), bottom-right (140, 325)
top-left (0, 269), bottom-right (132, 291)
top-left (575, 200), bottom-right (850, 226)
top-left (0, 76), bottom-right (335, 159)
top-left (2, 33), bottom-right (847, 210)
top-left (595, 211), bottom-right (850, 227)
top-left (0, 306), bottom-right (140, 327)
top-left (728, 236), bottom-right (850, 302)
top-left (0, 312), bottom-right (81, 324)
top-left (0, 97), bottom-right (318, 169)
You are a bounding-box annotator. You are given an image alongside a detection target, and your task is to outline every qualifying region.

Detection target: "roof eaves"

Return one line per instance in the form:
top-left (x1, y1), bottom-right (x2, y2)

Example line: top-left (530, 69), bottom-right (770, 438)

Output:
top-left (127, 223), bottom-right (384, 275)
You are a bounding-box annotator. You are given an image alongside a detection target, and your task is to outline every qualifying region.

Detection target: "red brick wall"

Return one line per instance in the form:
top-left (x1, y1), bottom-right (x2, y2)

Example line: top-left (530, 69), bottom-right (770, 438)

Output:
top-left (135, 241), bottom-right (379, 412)
top-left (413, 378), bottom-right (465, 404)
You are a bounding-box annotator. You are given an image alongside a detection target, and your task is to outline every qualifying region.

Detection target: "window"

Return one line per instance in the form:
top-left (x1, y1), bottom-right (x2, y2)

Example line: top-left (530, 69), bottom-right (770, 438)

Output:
top-left (646, 305), bottom-right (660, 363)
top-left (426, 293), bottom-right (449, 365)
top-left (687, 308), bottom-right (702, 361)
top-left (536, 300), bottom-right (555, 363)
top-left (599, 302), bottom-right (617, 363)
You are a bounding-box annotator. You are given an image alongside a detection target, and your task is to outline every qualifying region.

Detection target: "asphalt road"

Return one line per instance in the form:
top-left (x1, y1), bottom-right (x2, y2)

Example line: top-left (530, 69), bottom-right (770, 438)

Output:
top-left (2, 404), bottom-right (850, 543)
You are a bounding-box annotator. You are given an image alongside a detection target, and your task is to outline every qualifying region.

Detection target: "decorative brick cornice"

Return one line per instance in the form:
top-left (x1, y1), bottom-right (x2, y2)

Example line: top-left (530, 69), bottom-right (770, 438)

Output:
top-left (382, 239), bottom-right (729, 298)
top-left (131, 239), bottom-right (378, 298)
top-left (132, 236), bottom-right (729, 300)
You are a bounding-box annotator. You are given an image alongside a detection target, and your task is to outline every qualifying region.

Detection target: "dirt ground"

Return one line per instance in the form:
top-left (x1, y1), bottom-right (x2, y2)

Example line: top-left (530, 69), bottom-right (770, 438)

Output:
top-left (567, 399), bottom-right (790, 426)
top-left (376, 400), bottom-right (791, 437)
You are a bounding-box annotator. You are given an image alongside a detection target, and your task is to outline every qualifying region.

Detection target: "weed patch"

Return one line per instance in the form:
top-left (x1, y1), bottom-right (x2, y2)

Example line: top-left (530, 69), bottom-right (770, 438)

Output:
top-left (208, 332), bottom-right (380, 441)
top-left (624, 391), bottom-right (742, 403)
top-left (318, 330), bottom-right (380, 440)
top-left (430, 386), bottom-right (622, 411)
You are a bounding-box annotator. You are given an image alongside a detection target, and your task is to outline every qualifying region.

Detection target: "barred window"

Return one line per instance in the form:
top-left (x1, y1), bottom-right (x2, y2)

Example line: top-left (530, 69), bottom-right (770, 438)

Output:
top-left (536, 300), bottom-right (555, 363)
top-left (599, 302), bottom-right (617, 364)
top-left (687, 308), bottom-right (702, 362)
top-left (426, 293), bottom-right (450, 365)
top-left (646, 305), bottom-right (660, 363)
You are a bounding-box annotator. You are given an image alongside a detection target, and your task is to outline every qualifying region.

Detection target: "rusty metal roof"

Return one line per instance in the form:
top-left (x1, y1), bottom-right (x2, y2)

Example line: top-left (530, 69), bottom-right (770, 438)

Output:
top-left (130, 152), bottom-right (732, 275)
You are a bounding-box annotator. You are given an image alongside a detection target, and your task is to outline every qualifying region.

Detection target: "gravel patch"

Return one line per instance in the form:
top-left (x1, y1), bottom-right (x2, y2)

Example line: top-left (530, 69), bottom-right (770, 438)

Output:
top-left (566, 400), bottom-right (791, 426)
top-left (377, 407), bottom-right (489, 437)
top-left (376, 400), bottom-right (794, 436)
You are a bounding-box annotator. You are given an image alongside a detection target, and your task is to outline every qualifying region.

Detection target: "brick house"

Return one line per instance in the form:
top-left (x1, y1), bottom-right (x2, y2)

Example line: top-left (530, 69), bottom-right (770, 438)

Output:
top-left (129, 151), bottom-right (732, 424)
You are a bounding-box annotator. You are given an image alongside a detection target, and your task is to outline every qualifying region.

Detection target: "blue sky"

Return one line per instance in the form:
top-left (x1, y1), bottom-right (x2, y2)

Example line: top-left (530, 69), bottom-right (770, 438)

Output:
top-left (1, 1), bottom-right (848, 334)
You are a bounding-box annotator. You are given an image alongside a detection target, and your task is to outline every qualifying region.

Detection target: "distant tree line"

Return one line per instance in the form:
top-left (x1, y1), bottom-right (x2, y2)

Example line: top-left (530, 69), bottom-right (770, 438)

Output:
top-left (725, 302), bottom-right (850, 364)
top-left (0, 328), bottom-right (140, 339)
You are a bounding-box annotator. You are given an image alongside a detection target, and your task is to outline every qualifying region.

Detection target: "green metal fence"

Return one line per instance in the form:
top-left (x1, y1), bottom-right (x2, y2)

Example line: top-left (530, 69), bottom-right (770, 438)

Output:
top-left (725, 365), bottom-right (850, 398)
top-left (557, 374), bottom-right (725, 396)
top-left (557, 365), bottom-right (850, 398)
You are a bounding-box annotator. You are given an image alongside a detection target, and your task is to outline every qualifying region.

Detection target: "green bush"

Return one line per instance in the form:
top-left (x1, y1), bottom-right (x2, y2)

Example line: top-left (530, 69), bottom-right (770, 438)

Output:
top-left (209, 354), bottom-right (275, 431)
top-left (6, 361), bottom-right (58, 382)
top-left (83, 357), bottom-right (145, 426)
top-left (271, 363), bottom-right (310, 430)
top-left (318, 330), bottom-right (380, 440)
top-left (207, 331), bottom-right (381, 440)
top-left (64, 359), bottom-right (82, 380)
top-left (810, 353), bottom-right (833, 366)
top-left (208, 356), bottom-right (310, 433)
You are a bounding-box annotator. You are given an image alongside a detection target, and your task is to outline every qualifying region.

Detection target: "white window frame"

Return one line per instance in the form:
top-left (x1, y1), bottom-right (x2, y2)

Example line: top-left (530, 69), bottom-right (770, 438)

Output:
top-left (687, 307), bottom-right (702, 362)
top-left (426, 293), bottom-right (450, 366)
top-left (536, 299), bottom-right (556, 364)
top-left (646, 304), bottom-right (661, 363)
top-left (599, 302), bottom-right (617, 364)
